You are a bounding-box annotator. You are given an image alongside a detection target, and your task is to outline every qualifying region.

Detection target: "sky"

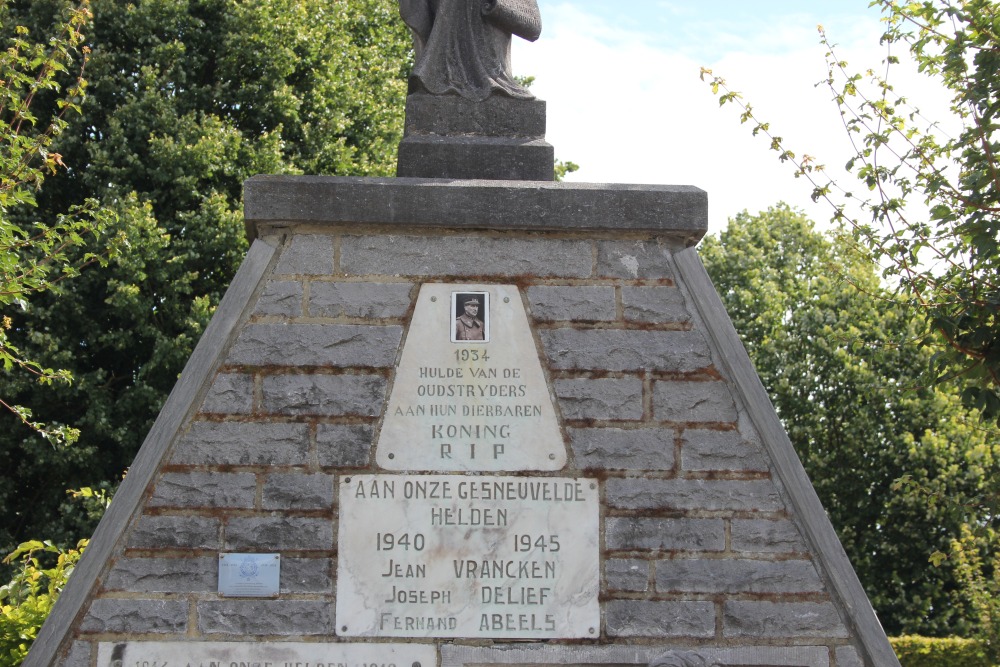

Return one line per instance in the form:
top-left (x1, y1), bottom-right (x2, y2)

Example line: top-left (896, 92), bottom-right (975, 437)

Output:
top-left (512, 1), bottom-right (952, 235)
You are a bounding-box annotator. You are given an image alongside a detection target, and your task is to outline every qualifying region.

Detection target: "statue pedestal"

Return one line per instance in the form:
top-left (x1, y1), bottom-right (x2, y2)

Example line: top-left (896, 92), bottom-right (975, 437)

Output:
top-left (397, 94), bottom-right (555, 180)
top-left (25, 173), bottom-right (900, 667)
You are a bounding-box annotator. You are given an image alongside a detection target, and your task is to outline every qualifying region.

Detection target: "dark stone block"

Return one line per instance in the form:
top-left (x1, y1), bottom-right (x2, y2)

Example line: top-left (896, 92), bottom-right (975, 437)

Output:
top-left (404, 94), bottom-right (546, 137)
top-left (397, 136), bottom-right (554, 181)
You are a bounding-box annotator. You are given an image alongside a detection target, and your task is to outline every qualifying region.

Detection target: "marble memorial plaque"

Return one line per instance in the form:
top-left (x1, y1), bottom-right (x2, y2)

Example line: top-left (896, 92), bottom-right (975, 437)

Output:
top-left (336, 474), bottom-right (600, 638)
top-left (377, 284), bottom-right (564, 471)
top-left (97, 642), bottom-right (435, 667)
top-left (218, 553), bottom-right (280, 597)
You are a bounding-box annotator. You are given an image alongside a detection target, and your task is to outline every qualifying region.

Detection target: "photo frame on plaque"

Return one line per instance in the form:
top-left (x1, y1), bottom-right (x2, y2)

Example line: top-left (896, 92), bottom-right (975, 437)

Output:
top-left (451, 291), bottom-right (489, 343)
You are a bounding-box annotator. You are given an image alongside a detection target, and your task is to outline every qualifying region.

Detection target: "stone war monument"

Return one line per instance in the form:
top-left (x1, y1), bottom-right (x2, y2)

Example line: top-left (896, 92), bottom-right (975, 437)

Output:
top-left (26, 4), bottom-right (901, 667)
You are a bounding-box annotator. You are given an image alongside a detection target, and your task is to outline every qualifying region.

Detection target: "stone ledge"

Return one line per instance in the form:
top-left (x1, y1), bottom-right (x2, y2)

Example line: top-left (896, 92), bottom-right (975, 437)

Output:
top-left (243, 176), bottom-right (707, 242)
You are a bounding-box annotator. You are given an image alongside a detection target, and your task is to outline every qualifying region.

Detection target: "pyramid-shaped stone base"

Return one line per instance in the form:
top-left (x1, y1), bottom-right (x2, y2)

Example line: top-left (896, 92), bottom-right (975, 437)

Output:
top-left (26, 177), bottom-right (898, 667)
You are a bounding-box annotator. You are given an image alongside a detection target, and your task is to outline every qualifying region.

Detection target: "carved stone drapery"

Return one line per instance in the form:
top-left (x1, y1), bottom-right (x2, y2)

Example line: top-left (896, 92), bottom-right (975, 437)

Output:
top-left (399, 0), bottom-right (541, 101)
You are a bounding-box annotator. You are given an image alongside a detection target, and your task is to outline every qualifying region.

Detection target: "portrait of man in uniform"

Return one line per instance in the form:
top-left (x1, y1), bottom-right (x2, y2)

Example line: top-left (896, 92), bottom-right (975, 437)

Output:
top-left (452, 292), bottom-right (489, 342)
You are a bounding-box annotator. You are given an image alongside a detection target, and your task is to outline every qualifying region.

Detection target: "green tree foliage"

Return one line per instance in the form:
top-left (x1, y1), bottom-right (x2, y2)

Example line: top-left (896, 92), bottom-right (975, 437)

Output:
top-left (701, 205), bottom-right (1000, 636)
top-left (0, 0), bottom-right (411, 557)
top-left (890, 635), bottom-right (994, 667)
top-left (952, 525), bottom-right (1000, 658)
top-left (0, 0), bottom-right (118, 446)
top-left (0, 539), bottom-right (85, 667)
top-left (702, 0), bottom-right (1000, 422)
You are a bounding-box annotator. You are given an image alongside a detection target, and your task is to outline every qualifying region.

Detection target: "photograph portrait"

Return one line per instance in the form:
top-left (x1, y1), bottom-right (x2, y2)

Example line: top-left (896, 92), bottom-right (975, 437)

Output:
top-left (451, 291), bottom-right (489, 343)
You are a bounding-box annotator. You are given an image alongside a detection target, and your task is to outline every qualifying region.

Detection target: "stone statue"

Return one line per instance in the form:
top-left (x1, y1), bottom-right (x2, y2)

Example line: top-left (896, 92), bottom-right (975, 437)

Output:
top-left (399, 0), bottom-right (542, 101)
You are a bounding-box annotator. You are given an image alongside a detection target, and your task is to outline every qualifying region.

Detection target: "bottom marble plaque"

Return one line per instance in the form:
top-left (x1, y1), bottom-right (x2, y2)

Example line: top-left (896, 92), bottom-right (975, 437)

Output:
top-left (97, 642), bottom-right (435, 667)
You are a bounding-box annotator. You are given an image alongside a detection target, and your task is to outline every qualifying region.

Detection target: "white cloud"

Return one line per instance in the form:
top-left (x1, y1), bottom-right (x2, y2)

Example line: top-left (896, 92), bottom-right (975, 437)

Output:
top-left (514, 3), bottom-right (953, 235)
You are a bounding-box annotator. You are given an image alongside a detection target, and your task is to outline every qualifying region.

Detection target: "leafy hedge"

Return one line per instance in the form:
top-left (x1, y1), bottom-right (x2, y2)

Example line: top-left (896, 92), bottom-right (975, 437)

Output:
top-left (0, 540), bottom-right (86, 667)
top-left (891, 636), bottom-right (994, 667)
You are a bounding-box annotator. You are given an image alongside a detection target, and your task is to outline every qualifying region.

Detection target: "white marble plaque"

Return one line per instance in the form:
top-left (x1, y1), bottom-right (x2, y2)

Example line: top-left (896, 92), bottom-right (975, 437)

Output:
top-left (97, 642), bottom-right (435, 667)
top-left (377, 284), bottom-right (564, 471)
top-left (336, 474), bottom-right (600, 638)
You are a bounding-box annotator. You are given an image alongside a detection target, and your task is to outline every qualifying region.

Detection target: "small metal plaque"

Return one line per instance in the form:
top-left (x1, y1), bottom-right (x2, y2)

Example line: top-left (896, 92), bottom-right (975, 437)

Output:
top-left (336, 474), bottom-right (600, 638)
top-left (97, 641), bottom-right (435, 667)
top-left (218, 553), bottom-right (280, 597)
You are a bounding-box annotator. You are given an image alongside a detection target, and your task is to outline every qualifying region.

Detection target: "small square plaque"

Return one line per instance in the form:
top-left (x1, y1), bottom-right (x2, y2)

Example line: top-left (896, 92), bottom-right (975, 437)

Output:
top-left (218, 553), bottom-right (280, 597)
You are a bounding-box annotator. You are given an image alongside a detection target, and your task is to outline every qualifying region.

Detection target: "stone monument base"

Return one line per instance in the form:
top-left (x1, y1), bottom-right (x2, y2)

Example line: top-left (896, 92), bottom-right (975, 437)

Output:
top-left (397, 94), bottom-right (554, 180)
top-left (23, 176), bottom-right (899, 667)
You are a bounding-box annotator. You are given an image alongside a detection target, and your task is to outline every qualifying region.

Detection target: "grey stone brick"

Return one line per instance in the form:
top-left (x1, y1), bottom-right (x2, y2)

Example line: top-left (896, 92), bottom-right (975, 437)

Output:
top-left (527, 286), bottom-right (616, 321)
top-left (263, 473), bottom-right (335, 510)
top-left (681, 429), bottom-right (768, 472)
top-left (262, 373), bottom-right (386, 416)
top-left (317, 424), bottom-right (373, 468)
top-left (201, 373), bottom-right (253, 414)
top-left (597, 240), bottom-right (675, 279)
top-left (171, 421), bottom-right (309, 466)
top-left (606, 517), bottom-right (726, 552)
top-left (253, 280), bottom-right (303, 317)
top-left (622, 286), bottom-right (690, 323)
top-left (542, 329), bottom-right (711, 372)
top-left (197, 600), bottom-right (334, 635)
top-left (554, 378), bottom-right (643, 421)
top-left (341, 234), bottom-right (594, 278)
top-left (227, 323), bottom-right (402, 368)
top-left (275, 234), bottom-right (333, 275)
top-left (654, 381), bottom-right (738, 423)
top-left (81, 599), bottom-right (187, 634)
top-left (836, 646), bottom-right (864, 667)
top-left (61, 641), bottom-right (91, 667)
top-left (127, 515), bottom-right (220, 550)
top-left (309, 282), bottom-right (414, 319)
top-left (731, 519), bottom-right (808, 553)
top-left (606, 559), bottom-right (648, 592)
top-left (655, 558), bottom-right (824, 594)
top-left (225, 516), bottom-right (333, 551)
top-left (605, 600), bottom-right (715, 638)
top-left (606, 478), bottom-right (785, 512)
top-left (148, 472), bottom-right (257, 509)
top-left (724, 601), bottom-right (849, 638)
top-left (104, 557), bottom-right (217, 593)
top-left (281, 557), bottom-right (333, 593)
top-left (569, 427), bottom-right (674, 470)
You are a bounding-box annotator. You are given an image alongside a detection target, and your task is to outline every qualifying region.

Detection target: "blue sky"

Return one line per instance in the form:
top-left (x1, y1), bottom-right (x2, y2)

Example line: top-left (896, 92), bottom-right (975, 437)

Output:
top-left (538, 1), bottom-right (880, 58)
top-left (512, 1), bottom-right (937, 233)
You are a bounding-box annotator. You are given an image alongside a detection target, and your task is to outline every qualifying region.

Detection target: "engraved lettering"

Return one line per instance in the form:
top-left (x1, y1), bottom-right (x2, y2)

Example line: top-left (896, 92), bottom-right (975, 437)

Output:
top-left (429, 424), bottom-right (512, 439)
top-left (384, 585), bottom-right (452, 604)
top-left (419, 367), bottom-right (464, 378)
top-left (381, 559), bottom-right (427, 578)
top-left (355, 479), bottom-right (396, 499)
top-left (478, 613), bottom-right (556, 632)
top-left (380, 614), bottom-right (458, 631)
top-left (452, 559), bottom-right (557, 579)
top-left (481, 586), bottom-right (552, 605)
top-left (430, 507), bottom-right (508, 526)
top-left (403, 479), bottom-right (453, 499)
